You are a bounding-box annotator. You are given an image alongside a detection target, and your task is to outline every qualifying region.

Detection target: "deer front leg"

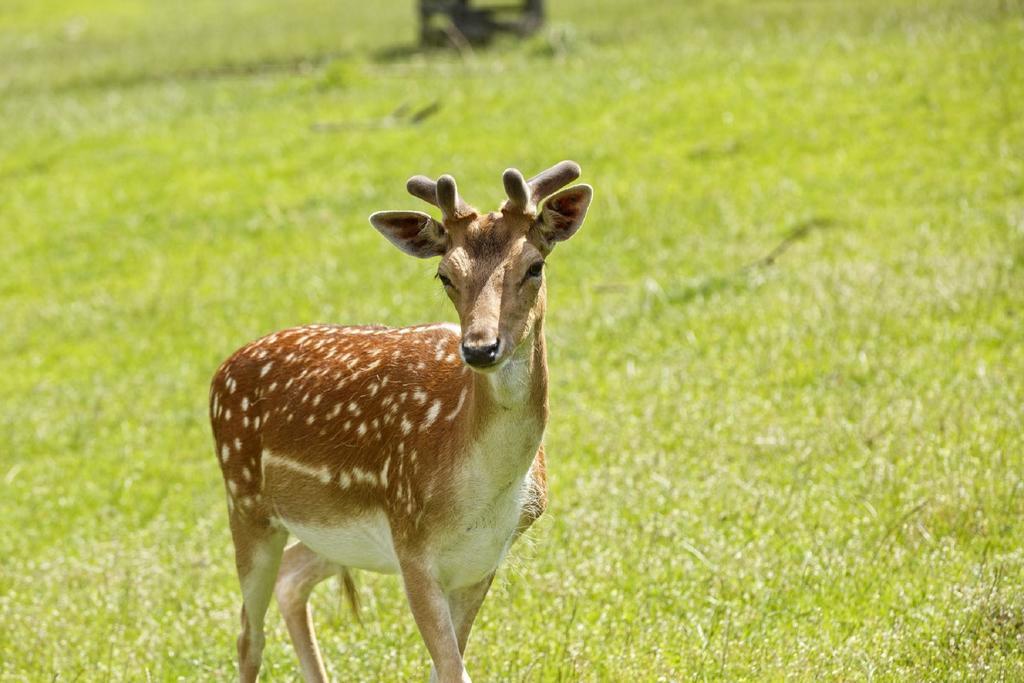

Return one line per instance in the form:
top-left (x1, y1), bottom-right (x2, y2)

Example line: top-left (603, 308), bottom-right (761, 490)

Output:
top-left (399, 557), bottom-right (470, 683)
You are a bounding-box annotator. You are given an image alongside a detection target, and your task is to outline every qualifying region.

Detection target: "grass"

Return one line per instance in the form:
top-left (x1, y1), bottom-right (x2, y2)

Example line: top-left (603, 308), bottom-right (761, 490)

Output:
top-left (1, 0), bottom-right (1023, 680)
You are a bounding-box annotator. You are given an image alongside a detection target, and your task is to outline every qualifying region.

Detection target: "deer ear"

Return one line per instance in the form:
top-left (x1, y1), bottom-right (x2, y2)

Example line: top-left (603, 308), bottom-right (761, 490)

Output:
top-left (536, 184), bottom-right (593, 247)
top-left (369, 211), bottom-right (448, 258)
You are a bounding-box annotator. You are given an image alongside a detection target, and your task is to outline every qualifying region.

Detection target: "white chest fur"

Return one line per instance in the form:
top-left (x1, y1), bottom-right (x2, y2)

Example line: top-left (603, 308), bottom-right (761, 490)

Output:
top-left (434, 469), bottom-right (533, 590)
top-left (433, 399), bottom-right (543, 590)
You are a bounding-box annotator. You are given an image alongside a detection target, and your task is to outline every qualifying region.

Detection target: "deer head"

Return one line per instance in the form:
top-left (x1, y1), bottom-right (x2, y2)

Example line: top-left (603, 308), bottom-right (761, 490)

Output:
top-left (370, 161), bottom-right (592, 371)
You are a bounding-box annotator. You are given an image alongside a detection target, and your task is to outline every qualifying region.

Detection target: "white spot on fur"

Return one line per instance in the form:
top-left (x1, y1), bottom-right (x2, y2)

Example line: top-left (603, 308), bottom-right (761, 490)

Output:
top-left (263, 450), bottom-right (332, 484)
top-left (421, 399), bottom-right (441, 430)
top-left (446, 387), bottom-right (468, 420)
top-left (352, 467), bottom-right (377, 486)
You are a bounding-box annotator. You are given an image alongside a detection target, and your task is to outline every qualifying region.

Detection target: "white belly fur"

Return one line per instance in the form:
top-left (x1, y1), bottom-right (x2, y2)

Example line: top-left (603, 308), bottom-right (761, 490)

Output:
top-left (276, 470), bottom-right (531, 590)
top-left (281, 511), bottom-right (401, 575)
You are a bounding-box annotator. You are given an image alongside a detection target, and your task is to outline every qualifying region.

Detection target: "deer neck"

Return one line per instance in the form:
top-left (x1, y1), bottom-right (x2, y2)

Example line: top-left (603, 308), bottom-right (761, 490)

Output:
top-left (461, 321), bottom-right (548, 487)
top-left (473, 321), bottom-right (547, 416)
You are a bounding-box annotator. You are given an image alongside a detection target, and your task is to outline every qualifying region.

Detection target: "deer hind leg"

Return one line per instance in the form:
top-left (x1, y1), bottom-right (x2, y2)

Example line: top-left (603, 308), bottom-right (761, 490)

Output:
top-left (449, 572), bottom-right (495, 656)
top-left (230, 512), bottom-right (287, 683)
top-left (427, 575), bottom-right (493, 683)
top-left (274, 542), bottom-right (341, 683)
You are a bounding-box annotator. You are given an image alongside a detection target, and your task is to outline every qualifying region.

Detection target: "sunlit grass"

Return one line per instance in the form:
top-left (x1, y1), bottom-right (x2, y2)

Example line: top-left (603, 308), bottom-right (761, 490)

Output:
top-left (1, 0), bottom-right (1022, 680)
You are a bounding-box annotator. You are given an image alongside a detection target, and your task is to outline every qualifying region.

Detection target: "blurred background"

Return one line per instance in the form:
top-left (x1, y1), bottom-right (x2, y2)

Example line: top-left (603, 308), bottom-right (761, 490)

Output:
top-left (1, 0), bottom-right (1022, 680)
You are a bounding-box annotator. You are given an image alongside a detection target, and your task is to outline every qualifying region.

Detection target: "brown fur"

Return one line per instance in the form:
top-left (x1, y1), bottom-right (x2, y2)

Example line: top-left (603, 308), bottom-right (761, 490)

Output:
top-left (210, 322), bottom-right (547, 543)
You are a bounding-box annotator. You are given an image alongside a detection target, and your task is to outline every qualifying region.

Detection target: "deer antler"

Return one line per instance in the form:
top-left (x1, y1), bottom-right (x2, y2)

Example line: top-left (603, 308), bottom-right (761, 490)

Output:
top-left (503, 161), bottom-right (583, 214)
top-left (502, 168), bottom-right (531, 213)
top-left (527, 160), bottom-right (581, 205)
top-left (405, 174), bottom-right (472, 223)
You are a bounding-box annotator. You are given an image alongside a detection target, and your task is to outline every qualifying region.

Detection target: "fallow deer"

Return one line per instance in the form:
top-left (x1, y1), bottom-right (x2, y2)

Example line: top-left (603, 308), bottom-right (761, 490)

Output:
top-left (209, 161), bottom-right (593, 682)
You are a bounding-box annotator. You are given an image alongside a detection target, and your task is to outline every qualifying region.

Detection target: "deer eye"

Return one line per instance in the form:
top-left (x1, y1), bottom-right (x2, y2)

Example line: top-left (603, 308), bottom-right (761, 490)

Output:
top-left (437, 272), bottom-right (453, 289)
top-left (526, 261), bottom-right (545, 279)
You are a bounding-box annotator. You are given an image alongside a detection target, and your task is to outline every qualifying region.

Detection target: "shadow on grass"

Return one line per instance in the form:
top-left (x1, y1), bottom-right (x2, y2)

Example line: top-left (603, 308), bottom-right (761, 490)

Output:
top-left (667, 216), bottom-right (839, 306)
top-left (310, 100), bottom-right (442, 133)
top-left (6, 50), bottom-right (353, 95)
top-left (371, 43), bottom-right (434, 64)
top-left (0, 150), bottom-right (63, 181)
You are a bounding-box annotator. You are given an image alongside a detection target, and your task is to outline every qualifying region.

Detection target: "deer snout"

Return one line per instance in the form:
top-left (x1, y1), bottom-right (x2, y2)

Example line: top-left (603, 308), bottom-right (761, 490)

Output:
top-left (460, 337), bottom-right (502, 368)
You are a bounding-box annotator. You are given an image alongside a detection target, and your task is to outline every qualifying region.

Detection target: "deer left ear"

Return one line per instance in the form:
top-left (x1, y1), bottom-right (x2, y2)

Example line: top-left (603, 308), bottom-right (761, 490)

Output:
top-left (536, 184), bottom-right (593, 247)
top-left (369, 211), bottom-right (448, 258)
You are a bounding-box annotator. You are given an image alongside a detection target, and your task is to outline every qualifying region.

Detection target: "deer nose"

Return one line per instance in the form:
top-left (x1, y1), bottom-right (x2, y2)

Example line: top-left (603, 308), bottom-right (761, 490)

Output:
top-left (461, 339), bottom-right (501, 367)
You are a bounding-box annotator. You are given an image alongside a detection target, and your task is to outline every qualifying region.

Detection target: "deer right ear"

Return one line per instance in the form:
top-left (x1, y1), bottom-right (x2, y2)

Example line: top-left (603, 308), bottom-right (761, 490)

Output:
top-left (369, 211), bottom-right (448, 258)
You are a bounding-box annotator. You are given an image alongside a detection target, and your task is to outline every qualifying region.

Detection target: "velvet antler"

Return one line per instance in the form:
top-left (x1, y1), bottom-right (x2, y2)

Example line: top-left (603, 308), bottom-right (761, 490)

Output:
top-left (503, 161), bottom-right (583, 214)
top-left (405, 174), bottom-right (472, 222)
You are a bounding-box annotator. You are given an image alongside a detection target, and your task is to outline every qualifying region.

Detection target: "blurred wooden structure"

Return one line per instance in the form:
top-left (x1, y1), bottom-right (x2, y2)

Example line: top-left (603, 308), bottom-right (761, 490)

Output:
top-left (419, 0), bottom-right (544, 46)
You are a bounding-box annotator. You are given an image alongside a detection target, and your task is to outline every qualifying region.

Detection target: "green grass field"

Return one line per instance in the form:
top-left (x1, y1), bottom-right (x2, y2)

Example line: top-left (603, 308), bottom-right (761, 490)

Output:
top-left (2, 0), bottom-right (1023, 680)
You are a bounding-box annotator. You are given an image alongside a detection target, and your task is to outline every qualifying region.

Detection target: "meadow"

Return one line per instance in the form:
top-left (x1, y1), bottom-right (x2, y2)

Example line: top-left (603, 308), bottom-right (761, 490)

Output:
top-left (1, 0), bottom-right (1023, 679)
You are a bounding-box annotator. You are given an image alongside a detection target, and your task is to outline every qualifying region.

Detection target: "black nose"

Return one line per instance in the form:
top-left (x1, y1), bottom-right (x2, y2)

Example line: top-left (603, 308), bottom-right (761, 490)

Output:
top-left (461, 340), bottom-right (501, 367)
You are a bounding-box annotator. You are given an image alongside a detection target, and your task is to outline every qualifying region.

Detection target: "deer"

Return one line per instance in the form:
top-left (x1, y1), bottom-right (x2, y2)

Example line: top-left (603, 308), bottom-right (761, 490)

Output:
top-left (209, 161), bottom-right (593, 682)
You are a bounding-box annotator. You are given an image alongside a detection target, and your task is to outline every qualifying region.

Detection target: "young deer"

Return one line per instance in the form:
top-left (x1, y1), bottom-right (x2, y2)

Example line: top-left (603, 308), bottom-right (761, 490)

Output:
top-left (209, 161), bottom-right (592, 682)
